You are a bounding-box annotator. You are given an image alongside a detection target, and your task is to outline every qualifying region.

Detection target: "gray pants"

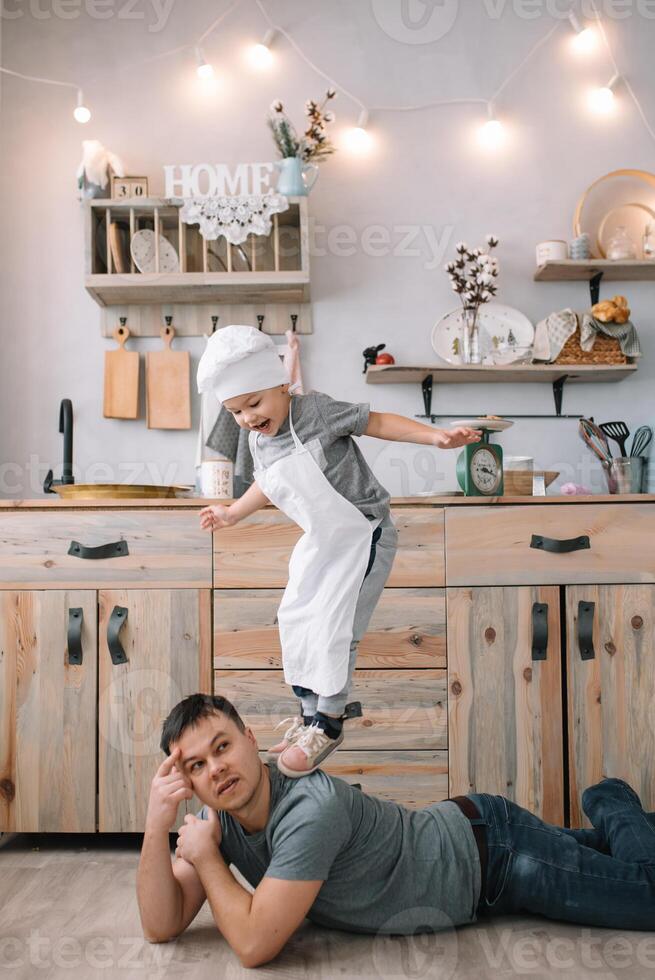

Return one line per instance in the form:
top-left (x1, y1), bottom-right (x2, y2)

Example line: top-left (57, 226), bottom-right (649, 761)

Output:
top-left (296, 512), bottom-right (399, 717)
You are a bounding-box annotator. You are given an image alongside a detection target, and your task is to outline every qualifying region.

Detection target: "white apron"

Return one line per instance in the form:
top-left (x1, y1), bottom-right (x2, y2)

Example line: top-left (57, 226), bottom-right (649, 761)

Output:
top-left (249, 398), bottom-right (374, 697)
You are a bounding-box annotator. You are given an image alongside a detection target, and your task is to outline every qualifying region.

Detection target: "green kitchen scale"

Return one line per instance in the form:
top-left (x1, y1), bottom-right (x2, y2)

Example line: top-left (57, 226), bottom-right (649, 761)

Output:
top-left (454, 418), bottom-right (514, 497)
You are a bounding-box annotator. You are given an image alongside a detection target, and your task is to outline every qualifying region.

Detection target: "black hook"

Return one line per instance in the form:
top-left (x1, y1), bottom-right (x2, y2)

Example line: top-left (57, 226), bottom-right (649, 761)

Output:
top-left (256, 314), bottom-right (265, 331)
top-left (164, 315), bottom-right (173, 327)
top-left (211, 315), bottom-right (219, 334)
top-left (290, 314), bottom-right (298, 333)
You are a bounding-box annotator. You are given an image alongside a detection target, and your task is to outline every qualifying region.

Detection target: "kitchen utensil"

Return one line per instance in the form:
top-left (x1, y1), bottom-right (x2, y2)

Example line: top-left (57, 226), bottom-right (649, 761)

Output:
top-left (579, 418), bottom-right (612, 464)
top-left (597, 203), bottom-right (655, 258)
top-left (602, 457), bottom-right (644, 495)
top-left (599, 420), bottom-right (630, 457)
top-left (431, 304), bottom-right (534, 366)
top-left (574, 169), bottom-right (655, 258)
top-left (450, 417), bottom-right (514, 432)
top-left (52, 483), bottom-right (193, 499)
top-left (146, 324), bottom-right (191, 429)
top-left (103, 325), bottom-right (139, 419)
top-left (130, 229), bottom-right (180, 273)
top-left (630, 425), bottom-right (653, 457)
top-left (503, 470), bottom-right (559, 496)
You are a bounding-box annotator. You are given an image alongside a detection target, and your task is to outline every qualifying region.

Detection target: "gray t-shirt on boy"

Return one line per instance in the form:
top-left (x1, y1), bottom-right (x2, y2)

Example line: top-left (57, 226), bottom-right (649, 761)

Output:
top-left (197, 764), bottom-right (481, 934)
top-left (250, 391), bottom-right (391, 523)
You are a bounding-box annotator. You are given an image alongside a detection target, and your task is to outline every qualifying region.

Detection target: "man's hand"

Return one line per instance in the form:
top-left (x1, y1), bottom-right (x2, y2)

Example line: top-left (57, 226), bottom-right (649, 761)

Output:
top-left (433, 426), bottom-right (483, 449)
top-left (175, 809), bottom-right (222, 866)
top-left (145, 747), bottom-right (194, 834)
top-left (199, 504), bottom-right (240, 532)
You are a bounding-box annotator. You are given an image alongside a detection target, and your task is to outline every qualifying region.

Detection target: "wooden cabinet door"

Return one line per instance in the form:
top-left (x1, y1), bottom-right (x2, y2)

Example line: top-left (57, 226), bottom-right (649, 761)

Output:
top-left (0, 591), bottom-right (97, 832)
top-left (97, 589), bottom-right (212, 832)
top-left (447, 586), bottom-right (564, 823)
top-left (567, 584), bottom-right (655, 826)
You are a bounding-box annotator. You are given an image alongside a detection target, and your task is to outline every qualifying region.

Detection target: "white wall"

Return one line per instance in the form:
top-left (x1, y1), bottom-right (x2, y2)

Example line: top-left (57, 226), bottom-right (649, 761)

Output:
top-left (1, 0), bottom-right (655, 498)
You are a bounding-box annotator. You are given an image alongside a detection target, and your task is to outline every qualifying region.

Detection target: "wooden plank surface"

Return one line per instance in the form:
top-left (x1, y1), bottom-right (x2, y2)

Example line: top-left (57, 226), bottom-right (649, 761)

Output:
top-left (446, 503), bottom-right (655, 586)
top-left (145, 327), bottom-right (191, 430)
top-left (0, 591), bottom-right (97, 833)
top-left (323, 751), bottom-right (449, 809)
top-left (103, 327), bottom-right (139, 419)
top-left (0, 512), bottom-right (211, 588)
top-left (214, 669), bottom-right (447, 749)
top-left (447, 586), bottom-right (564, 823)
top-left (567, 584), bottom-right (655, 826)
top-left (214, 587), bottom-right (446, 669)
top-left (98, 589), bottom-right (212, 832)
top-left (214, 507), bottom-right (445, 587)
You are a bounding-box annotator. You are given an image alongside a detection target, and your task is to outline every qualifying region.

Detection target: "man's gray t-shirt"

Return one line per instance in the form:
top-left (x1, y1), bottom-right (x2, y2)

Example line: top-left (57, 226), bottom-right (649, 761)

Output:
top-left (250, 391), bottom-right (391, 523)
top-left (197, 765), bottom-right (481, 934)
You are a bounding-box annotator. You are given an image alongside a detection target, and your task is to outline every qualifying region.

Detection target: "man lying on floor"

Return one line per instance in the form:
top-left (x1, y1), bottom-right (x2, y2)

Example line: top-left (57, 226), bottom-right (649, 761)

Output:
top-left (137, 694), bottom-right (655, 968)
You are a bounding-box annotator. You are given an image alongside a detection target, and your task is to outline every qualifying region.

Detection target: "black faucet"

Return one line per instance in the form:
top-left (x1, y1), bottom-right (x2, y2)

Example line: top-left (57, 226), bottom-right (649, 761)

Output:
top-left (43, 399), bottom-right (75, 493)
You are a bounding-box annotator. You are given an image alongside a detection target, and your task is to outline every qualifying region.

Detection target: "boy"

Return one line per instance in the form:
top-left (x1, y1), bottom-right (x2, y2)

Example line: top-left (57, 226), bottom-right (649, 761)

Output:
top-left (197, 325), bottom-right (481, 777)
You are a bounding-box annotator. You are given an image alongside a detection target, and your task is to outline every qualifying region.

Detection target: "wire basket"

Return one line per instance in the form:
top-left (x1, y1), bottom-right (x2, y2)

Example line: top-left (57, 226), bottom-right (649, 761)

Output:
top-left (554, 327), bottom-right (627, 365)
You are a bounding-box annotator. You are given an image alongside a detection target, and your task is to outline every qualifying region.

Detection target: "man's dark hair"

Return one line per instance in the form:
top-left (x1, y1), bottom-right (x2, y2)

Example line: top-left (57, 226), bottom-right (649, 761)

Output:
top-left (160, 693), bottom-right (246, 755)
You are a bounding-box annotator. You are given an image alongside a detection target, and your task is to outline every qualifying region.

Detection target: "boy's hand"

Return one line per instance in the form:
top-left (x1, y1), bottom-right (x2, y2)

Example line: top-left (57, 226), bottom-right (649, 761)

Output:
top-left (145, 747), bottom-right (194, 834)
top-left (433, 426), bottom-right (483, 449)
top-left (199, 504), bottom-right (239, 531)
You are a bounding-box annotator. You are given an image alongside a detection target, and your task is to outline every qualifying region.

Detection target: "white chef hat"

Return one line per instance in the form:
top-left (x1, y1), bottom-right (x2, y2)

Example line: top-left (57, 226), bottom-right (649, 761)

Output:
top-left (197, 324), bottom-right (289, 403)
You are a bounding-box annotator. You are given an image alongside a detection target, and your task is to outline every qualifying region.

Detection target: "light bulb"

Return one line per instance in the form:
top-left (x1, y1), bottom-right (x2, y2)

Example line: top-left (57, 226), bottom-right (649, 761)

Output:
top-left (74, 90), bottom-right (91, 124)
top-left (248, 30), bottom-right (276, 69)
top-left (344, 110), bottom-right (372, 153)
top-left (589, 74), bottom-right (620, 114)
top-left (570, 26), bottom-right (596, 53)
top-left (195, 46), bottom-right (215, 80)
top-left (478, 105), bottom-right (504, 149)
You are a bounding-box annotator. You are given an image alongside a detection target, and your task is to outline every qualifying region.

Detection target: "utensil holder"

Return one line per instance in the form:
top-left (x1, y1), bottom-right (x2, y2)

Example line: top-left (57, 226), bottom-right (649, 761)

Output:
top-left (602, 457), bottom-right (644, 494)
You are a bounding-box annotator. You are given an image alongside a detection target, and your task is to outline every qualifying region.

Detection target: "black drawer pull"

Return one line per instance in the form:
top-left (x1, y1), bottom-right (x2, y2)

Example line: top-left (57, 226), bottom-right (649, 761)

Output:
top-left (107, 605), bottom-right (129, 665)
top-left (67, 607), bottom-right (84, 665)
top-left (577, 600), bottom-right (596, 661)
top-left (68, 539), bottom-right (128, 560)
top-left (531, 602), bottom-right (548, 661)
top-left (530, 534), bottom-right (590, 554)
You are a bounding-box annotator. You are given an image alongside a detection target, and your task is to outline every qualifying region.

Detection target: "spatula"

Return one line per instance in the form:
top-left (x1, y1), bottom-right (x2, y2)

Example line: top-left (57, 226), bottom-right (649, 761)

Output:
top-left (599, 421), bottom-right (630, 457)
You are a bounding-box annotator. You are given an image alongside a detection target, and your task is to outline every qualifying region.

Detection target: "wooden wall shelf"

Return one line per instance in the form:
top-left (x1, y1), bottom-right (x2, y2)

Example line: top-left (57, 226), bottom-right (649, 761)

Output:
top-left (365, 364), bottom-right (637, 385)
top-left (534, 259), bottom-right (655, 282)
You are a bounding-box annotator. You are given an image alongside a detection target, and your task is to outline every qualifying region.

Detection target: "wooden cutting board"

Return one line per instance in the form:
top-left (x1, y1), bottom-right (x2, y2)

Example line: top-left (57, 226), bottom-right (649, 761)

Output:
top-left (146, 325), bottom-right (191, 429)
top-left (103, 325), bottom-right (139, 419)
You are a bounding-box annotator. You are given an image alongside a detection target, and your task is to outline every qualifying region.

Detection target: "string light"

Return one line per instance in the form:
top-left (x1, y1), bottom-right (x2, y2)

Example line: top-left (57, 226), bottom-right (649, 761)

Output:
top-left (344, 109), bottom-right (372, 153)
top-left (568, 11), bottom-right (596, 53)
top-left (73, 89), bottom-right (91, 124)
top-left (589, 72), bottom-right (620, 114)
top-left (248, 28), bottom-right (276, 69)
top-left (478, 103), bottom-right (504, 148)
top-left (195, 46), bottom-right (215, 80)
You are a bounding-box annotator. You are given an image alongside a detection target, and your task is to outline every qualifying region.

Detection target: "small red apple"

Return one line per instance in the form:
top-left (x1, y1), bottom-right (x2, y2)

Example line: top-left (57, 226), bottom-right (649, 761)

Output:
top-left (376, 352), bottom-right (395, 365)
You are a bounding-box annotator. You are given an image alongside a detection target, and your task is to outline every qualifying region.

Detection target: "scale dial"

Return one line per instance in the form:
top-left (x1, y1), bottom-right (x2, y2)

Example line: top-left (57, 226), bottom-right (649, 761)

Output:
top-left (470, 446), bottom-right (502, 494)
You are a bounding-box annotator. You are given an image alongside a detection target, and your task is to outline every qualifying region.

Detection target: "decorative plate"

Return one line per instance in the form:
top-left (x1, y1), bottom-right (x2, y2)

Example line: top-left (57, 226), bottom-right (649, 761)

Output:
top-left (597, 202), bottom-right (655, 258)
top-left (449, 417), bottom-right (515, 432)
top-left (431, 304), bottom-right (534, 365)
top-left (574, 169), bottom-right (655, 258)
top-left (130, 230), bottom-right (180, 273)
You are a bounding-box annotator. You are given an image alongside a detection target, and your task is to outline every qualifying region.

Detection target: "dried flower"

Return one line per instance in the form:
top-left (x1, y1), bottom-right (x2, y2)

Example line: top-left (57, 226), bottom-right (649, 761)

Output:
top-left (269, 89), bottom-right (337, 164)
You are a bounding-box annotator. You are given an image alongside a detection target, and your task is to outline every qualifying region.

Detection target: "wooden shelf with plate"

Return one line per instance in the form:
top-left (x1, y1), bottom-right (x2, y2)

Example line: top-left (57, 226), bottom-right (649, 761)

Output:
top-left (534, 259), bottom-right (655, 305)
top-left (84, 196), bottom-right (311, 336)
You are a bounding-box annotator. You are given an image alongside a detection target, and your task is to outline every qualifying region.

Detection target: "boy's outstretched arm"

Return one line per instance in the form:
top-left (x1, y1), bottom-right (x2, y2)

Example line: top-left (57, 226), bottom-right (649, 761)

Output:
top-left (365, 411), bottom-right (482, 449)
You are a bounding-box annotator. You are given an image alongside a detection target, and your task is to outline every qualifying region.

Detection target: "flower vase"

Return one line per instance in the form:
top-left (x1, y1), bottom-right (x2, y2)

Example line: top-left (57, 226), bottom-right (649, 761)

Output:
top-left (461, 308), bottom-right (481, 364)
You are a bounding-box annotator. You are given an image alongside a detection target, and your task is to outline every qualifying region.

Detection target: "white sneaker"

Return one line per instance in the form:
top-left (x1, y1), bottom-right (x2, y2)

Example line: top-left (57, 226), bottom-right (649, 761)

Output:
top-left (276, 722), bottom-right (344, 778)
top-left (265, 716), bottom-right (308, 759)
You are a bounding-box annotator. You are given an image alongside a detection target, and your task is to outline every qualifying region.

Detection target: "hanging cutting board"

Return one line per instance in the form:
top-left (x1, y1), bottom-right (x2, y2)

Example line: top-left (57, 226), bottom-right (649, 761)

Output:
top-left (146, 324), bottom-right (191, 429)
top-left (103, 325), bottom-right (139, 419)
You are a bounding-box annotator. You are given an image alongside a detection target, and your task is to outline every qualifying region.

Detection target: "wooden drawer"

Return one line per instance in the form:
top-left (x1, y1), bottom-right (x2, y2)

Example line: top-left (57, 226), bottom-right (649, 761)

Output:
top-left (214, 587), bottom-right (446, 669)
top-left (0, 512), bottom-right (211, 588)
top-left (215, 669), bottom-right (447, 749)
top-left (213, 506), bottom-right (445, 587)
top-left (445, 503), bottom-right (655, 586)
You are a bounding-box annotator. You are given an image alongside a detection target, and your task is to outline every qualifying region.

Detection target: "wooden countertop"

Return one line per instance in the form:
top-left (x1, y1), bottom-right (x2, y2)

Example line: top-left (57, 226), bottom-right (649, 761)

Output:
top-left (1, 494), bottom-right (654, 510)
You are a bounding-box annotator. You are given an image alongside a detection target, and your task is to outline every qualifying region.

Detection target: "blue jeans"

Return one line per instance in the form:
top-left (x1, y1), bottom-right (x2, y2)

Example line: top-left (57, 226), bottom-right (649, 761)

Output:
top-left (469, 778), bottom-right (655, 930)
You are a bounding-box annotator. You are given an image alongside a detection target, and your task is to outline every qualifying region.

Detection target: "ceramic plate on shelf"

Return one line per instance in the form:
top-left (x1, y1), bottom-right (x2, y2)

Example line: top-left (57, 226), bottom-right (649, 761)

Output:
top-left (431, 304), bottom-right (534, 366)
top-left (597, 202), bottom-right (655, 258)
top-left (574, 169), bottom-right (655, 258)
top-left (130, 230), bottom-right (180, 273)
top-left (450, 417), bottom-right (515, 432)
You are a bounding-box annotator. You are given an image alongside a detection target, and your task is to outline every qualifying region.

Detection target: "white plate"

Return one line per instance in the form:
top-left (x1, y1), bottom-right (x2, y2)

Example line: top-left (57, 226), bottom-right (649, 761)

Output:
top-left (597, 202), bottom-right (655, 258)
top-left (431, 304), bottom-right (534, 366)
top-left (130, 229), bottom-right (180, 273)
top-left (450, 417), bottom-right (515, 432)
top-left (574, 169), bottom-right (655, 258)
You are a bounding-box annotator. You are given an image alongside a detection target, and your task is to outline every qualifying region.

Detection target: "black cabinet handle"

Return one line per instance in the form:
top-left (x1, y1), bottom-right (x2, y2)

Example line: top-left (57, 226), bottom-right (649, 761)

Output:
top-left (107, 605), bottom-right (129, 665)
top-left (531, 602), bottom-right (548, 661)
top-left (68, 540), bottom-right (129, 560)
top-left (67, 607), bottom-right (84, 665)
top-left (530, 534), bottom-right (590, 554)
top-left (577, 600), bottom-right (596, 660)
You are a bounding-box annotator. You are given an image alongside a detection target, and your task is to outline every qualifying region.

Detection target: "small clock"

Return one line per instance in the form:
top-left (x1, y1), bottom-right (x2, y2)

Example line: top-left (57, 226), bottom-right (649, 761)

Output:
top-left (111, 175), bottom-right (149, 200)
top-left (456, 436), bottom-right (504, 496)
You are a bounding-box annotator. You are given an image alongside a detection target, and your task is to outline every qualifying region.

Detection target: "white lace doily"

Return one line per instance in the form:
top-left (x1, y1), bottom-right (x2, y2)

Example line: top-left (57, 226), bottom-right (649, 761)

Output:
top-left (179, 193), bottom-right (289, 245)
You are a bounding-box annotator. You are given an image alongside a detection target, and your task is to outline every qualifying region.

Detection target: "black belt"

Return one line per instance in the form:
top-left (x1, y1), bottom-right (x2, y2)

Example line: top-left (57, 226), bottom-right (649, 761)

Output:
top-left (447, 795), bottom-right (488, 910)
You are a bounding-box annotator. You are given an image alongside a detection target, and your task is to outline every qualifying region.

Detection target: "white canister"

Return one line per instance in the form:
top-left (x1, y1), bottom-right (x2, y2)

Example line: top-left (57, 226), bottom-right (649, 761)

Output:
top-left (536, 240), bottom-right (568, 265)
top-left (200, 457), bottom-right (234, 498)
top-left (504, 456), bottom-right (534, 471)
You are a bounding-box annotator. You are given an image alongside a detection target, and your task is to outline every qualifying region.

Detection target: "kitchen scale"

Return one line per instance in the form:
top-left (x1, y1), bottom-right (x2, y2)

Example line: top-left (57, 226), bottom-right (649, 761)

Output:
top-left (452, 418), bottom-right (514, 497)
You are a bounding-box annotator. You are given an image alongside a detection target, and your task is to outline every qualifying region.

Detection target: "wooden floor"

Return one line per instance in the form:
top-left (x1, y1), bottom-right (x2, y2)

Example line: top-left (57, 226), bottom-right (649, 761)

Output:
top-left (1, 832), bottom-right (652, 979)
